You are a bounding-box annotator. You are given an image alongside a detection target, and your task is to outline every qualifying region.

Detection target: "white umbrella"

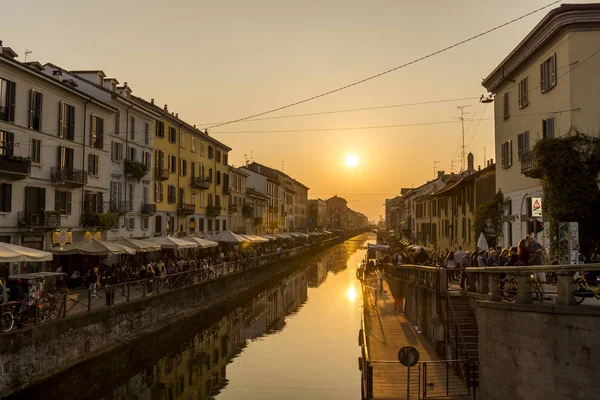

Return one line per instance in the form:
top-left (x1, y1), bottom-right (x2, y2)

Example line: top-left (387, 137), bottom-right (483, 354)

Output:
top-left (111, 237), bottom-right (161, 252)
top-left (261, 235), bottom-right (277, 241)
top-left (292, 232), bottom-right (310, 238)
top-left (147, 236), bottom-right (198, 249)
top-left (248, 235), bottom-right (269, 242)
top-left (0, 242), bottom-right (53, 262)
top-left (50, 239), bottom-right (136, 255)
top-left (274, 233), bottom-right (292, 240)
top-left (182, 237), bottom-right (219, 249)
top-left (207, 231), bottom-right (248, 243)
top-left (477, 232), bottom-right (490, 254)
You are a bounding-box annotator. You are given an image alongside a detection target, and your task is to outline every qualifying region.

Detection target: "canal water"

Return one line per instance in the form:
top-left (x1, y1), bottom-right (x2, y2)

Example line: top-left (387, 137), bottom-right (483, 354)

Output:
top-left (9, 233), bottom-right (373, 400)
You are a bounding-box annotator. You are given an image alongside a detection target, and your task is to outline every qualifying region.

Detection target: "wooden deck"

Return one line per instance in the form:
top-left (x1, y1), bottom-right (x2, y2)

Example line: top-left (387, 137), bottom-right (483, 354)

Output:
top-left (363, 276), bottom-right (470, 399)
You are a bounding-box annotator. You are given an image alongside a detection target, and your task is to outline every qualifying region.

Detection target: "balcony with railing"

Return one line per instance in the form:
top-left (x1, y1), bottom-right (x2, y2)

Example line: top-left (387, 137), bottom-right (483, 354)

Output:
top-left (51, 167), bottom-right (88, 187)
top-left (141, 203), bottom-right (157, 215)
top-left (178, 203), bottom-right (196, 215)
top-left (155, 167), bottom-right (169, 181)
top-left (0, 155), bottom-right (31, 180)
top-left (191, 177), bottom-right (210, 190)
top-left (125, 160), bottom-right (150, 181)
top-left (521, 150), bottom-right (541, 178)
top-left (109, 200), bottom-right (130, 214)
top-left (223, 185), bottom-right (231, 195)
top-left (82, 212), bottom-right (117, 228)
top-left (17, 211), bottom-right (61, 228)
top-left (206, 205), bottom-right (222, 217)
top-left (228, 204), bottom-right (238, 214)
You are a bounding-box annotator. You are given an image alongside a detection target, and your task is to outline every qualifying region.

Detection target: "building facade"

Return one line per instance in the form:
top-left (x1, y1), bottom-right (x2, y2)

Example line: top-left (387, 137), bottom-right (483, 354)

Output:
top-left (308, 199), bottom-right (327, 231)
top-left (482, 3), bottom-right (600, 247)
top-left (0, 46), bottom-right (119, 275)
top-left (43, 67), bottom-right (161, 240)
top-left (228, 166), bottom-right (248, 234)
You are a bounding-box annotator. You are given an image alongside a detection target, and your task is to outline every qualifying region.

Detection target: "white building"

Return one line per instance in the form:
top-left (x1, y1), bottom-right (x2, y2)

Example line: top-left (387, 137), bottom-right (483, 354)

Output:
top-left (482, 3), bottom-right (600, 247)
top-left (42, 67), bottom-right (161, 240)
top-left (0, 43), bottom-right (116, 275)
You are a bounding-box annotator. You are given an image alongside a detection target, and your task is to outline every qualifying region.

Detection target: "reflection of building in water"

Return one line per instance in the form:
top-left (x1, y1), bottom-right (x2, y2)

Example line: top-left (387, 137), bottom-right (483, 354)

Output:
top-left (106, 269), bottom-right (309, 400)
top-left (308, 258), bottom-right (327, 288)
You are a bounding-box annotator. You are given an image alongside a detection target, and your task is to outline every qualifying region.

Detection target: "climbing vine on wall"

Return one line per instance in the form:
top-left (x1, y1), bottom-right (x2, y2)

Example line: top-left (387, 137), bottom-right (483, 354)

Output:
top-left (473, 190), bottom-right (506, 248)
top-left (534, 130), bottom-right (600, 255)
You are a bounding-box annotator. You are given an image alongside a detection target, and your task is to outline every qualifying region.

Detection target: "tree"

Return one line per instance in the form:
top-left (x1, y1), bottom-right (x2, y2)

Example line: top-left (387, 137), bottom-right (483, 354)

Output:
top-left (533, 130), bottom-right (600, 256)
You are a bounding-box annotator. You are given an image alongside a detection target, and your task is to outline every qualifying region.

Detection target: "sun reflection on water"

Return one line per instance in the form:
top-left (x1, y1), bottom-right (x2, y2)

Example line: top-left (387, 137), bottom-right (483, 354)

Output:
top-left (347, 285), bottom-right (357, 302)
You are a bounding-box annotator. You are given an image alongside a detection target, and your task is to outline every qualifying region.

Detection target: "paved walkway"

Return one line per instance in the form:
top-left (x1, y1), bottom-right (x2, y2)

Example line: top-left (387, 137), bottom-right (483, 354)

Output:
top-left (363, 276), bottom-right (469, 399)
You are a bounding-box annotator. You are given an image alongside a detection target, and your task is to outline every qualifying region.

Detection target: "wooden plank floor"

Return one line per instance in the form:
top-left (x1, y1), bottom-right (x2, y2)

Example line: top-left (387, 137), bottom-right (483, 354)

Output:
top-left (364, 276), bottom-right (470, 399)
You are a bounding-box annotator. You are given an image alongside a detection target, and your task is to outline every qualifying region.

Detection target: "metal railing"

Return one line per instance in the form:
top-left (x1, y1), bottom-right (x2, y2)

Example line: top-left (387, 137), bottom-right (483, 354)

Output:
top-left (359, 304), bottom-right (373, 400)
top-left (141, 203), bottom-right (157, 215)
top-left (51, 167), bottom-right (87, 185)
top-left (0, 155), bottom-right (31, 177)
top-left (420, 360), bottom-right (478, 399)
top-left (17, 211), bottom-right (61, 228)
top-left (0, 237), bottom-right (342, 334)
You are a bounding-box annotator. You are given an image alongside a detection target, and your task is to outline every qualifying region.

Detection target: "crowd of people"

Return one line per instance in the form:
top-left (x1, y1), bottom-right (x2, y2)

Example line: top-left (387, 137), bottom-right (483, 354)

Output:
top-left (62, 238), bottom-right (317, 296)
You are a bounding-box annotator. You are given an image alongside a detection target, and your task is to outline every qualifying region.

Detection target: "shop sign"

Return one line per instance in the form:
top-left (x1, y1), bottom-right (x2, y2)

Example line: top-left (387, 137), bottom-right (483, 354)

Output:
top-left (53, 230), bottom-right (72, 246)
top-left (22, 235), bottom-right (44, 244)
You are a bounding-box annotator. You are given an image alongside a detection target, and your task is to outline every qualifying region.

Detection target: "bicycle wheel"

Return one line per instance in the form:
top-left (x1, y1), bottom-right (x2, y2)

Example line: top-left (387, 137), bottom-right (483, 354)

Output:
top-left (2, 311), bottom-right (14, 332)
top-left (573, 282), bottom-right (588, 305)
top-left (501, 278), bottom-right (517, 301)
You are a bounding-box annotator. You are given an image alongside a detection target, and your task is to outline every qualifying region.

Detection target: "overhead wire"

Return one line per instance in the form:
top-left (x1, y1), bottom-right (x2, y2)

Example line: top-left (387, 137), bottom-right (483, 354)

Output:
top-left (204, 0), bottom-right (562, 130)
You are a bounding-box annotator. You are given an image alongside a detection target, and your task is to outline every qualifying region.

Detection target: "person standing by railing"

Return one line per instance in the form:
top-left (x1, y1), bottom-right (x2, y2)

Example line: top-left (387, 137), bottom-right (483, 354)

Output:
top-left (445, 251), bottom-right (457, 282)
top-left (460, 251), bottom-right (470, 289)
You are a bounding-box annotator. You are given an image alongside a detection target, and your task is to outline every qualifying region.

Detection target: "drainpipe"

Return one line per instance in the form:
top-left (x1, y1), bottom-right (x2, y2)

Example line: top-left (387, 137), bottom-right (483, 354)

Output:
top-left (81, 98), bottom-right (91, 226)
top-left (177, 122), bottom-right (183, 235)
top-left (124, 104), bottom-right (133, 220)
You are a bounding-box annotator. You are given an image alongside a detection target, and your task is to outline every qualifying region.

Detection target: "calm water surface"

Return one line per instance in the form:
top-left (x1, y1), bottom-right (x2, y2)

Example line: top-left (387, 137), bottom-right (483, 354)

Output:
top-left (10, 233), bottom-right (372, 400)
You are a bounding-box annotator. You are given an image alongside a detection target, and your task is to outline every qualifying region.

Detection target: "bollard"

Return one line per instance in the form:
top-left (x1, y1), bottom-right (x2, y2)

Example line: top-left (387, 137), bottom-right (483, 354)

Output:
top-left (478, 272), bottom-right (489, 295)
top-left (491, 274), bottom-right (503, 302)
top-left (467, 272), bottom-right (477, 292)
top-left (515, 274), bottom-right (533, 304)
top-left (556, 272), bottom-right (575, 306)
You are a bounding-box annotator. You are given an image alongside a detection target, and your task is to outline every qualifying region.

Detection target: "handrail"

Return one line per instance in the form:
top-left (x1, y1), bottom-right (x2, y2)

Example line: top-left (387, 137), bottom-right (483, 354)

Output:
top-left (0, 234), bottom-right (359, 333)
top-left (466, 262), bottom-right (600, 274)
top-left (446, 292), bottom-right (469, 361)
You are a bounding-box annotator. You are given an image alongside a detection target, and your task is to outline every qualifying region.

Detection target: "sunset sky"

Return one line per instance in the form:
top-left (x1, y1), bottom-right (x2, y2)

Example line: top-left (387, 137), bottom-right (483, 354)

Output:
top-left (3, 0), bottom-right (594, 221)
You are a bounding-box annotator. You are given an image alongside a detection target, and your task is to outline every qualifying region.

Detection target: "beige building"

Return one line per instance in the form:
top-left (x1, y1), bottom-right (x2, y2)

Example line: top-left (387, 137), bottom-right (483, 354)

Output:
top-left (482, 3), bottom-right (600, 247)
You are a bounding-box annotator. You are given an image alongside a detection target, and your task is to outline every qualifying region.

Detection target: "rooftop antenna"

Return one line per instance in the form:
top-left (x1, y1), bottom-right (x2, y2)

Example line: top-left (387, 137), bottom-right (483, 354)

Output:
top-left (281, 161), bottom-right (284, 171)
top-left (450, 160), bottom-right (459, 174)
top-left (24, 49), bottom-right (32, 62)
top-left (250, 151), bottom-right (253, 162)
top-left (432, 160), bottom-right (440, 179)
top-left (243, 154), bottom-right (249, 165)
top-left (457, 105), bottom-right (471, 172)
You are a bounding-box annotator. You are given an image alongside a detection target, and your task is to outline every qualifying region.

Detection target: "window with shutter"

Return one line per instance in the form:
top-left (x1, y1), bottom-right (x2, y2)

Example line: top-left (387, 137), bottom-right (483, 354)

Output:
top-left (130, 116), bottom-right (136, 141)
top-left (115, 110), bottom-right (120, 135)
top-left (30, 90), bottom-right (43, 130)
top-left (0, 183), bottom-right (12, 212)
top-left (518, 78), bottom-right (528, 108)
top-left (0, 131), bottom-right (14, 156)
top-left (31, 138), bottom-right (41, 163)
top-left (541, 54), bottom-right (557, 93)
top-left (503, 92), bottom-right (509, 120)
top-left (0, 78), bottom-right (15, 122)
top-left (144, 122), bottom-right (150, 145)
top-left (542, 117), bottom-right (555, 139)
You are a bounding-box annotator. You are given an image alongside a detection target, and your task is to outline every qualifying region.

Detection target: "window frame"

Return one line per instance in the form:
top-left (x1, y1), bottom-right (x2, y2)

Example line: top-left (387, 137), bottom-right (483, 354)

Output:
top-left (501, 140), bottom-right (513, 169)
top-left (518, 78), bottom-right (528, 109)
top-left (540, 53), bottom-right (557, 93)
top-left (503, 92), bottom-right (510, 120)
top-left (31, 137), bottom-right (42, 164)
top-left (29, 89), bottom-right (43, 131)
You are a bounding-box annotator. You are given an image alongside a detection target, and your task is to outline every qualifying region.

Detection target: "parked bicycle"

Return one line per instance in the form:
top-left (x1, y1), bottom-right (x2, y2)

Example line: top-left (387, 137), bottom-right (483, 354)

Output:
top-left (500, 274), bottom-right (546, 303)
top-left (573, 271), bottom-right (600, 305)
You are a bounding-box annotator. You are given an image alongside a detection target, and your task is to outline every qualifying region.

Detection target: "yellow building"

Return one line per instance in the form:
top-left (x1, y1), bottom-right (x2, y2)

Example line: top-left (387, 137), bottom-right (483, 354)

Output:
top-left (130, 98), bottom-right (231, 236)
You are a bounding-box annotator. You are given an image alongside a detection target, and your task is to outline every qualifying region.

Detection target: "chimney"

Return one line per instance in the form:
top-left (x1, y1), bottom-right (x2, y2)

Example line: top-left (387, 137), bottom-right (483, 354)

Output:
top-left (0, 40), bottom-right (3, 53)
top-left (175, 113), bottom-right (178, 118)
top-left (151, 98), bottom-right (154, 105)
top-left (437, 170), bottom-right (445, 179)
top-left (467, 152), bottom-right (475, 173)
top-left (164, 104), bottom-right (168, 111)
top-left (53, 69), bottom-right (63, 82)
top-left (124, 81), bottom-right (128, 87)
top-left (193, 124), bottom-right (196, 129)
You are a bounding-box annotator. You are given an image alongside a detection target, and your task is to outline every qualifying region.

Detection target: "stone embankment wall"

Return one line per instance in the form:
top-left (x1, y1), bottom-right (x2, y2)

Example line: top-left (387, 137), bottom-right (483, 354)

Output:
top-left (0, 233), bottom-right (361, 397)
top-left (477, 301), bottom-right (600, 400)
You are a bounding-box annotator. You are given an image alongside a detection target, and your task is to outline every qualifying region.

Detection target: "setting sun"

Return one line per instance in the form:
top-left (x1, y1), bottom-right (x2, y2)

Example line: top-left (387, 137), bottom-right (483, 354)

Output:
top-left (345, 154), bottom-right (359, 167)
